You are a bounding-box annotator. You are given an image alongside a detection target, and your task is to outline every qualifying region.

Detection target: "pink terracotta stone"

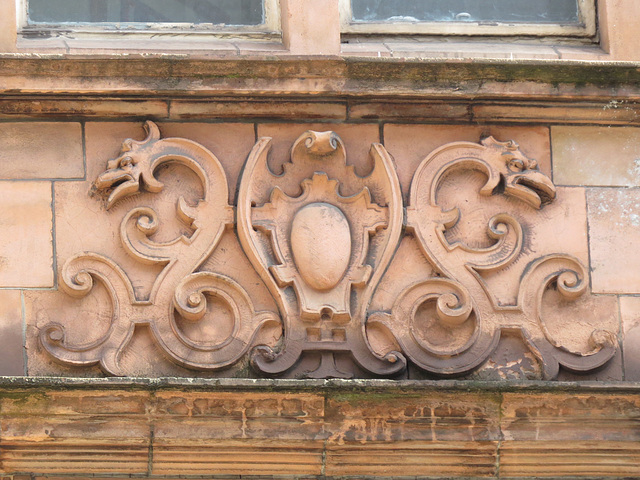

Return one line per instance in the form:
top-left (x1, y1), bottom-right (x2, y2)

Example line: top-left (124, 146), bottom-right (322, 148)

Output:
top-left (0, 122), bottom-right (83, 179)
top-left (0, 181), bottom-right (53, 287)
top-left (587, 188), bottom-right (640, 293)
top-left (0, 290), bottom-right (24, 375)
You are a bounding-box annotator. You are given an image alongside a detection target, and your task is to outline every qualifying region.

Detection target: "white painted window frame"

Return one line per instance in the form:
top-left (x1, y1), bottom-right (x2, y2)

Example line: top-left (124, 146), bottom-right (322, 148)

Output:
top-left (339, 0), bottom-right (597, 37)
top-left (17, 0), bottom-right (281, 39)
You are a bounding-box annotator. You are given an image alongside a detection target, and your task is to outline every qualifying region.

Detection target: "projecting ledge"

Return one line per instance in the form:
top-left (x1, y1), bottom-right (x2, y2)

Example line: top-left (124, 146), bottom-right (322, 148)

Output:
top-left (1, 378), bottom-right (639, 478)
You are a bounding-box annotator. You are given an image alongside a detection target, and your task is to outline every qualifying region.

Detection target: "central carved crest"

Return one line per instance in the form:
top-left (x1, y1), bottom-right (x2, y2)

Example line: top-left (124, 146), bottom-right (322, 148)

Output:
top-left (237, 130), bottom-right (405, 377)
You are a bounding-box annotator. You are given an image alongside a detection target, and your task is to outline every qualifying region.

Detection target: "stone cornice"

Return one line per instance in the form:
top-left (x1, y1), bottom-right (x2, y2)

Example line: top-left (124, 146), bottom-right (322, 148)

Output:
top-left (2, 376), bottom-right (640, 392)
top-left (1, 56), bottom-right (640, 100)
top-left (2, 378), bottom-right (639, 477)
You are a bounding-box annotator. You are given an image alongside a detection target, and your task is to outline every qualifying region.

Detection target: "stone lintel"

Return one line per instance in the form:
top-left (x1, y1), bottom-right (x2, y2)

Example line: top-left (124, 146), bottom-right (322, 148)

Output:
top-left (1, 379), bottom-right (639, 478)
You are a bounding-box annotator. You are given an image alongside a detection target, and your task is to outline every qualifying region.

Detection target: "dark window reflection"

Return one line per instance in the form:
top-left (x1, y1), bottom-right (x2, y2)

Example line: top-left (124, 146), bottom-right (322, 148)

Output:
top-left (351, 0), bottom-right (580, 23)
top-left (29, 0), bottom-right (264, 25)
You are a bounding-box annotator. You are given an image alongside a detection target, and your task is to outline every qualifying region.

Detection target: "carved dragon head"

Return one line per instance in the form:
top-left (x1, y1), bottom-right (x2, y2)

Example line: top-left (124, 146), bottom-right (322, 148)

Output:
top-left (479, 136), bottom-right (556, 209)
top-left (94, 121), bottom-right (165, 209)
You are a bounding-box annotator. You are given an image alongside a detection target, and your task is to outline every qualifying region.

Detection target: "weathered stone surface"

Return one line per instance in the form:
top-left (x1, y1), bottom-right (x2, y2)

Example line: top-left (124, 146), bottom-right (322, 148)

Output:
top-left (587, 188), bottom-right (640, 293)
top-left (552, 126), bottom-right (640, 187)
top-left (473, 101), bottom-right (640, 125)
top-left (325, 441), bottom-right (498, 477)
top-left (281, 0), bottom-right (340, 55)
top-left (0, 123), bottom-right (83, 179)
top-left (620, 296), bottom-right (640, 381)
top-left (500, 441), bottom-right (640, 477)
top-left (383, 41), bottom-right (559, 60)
top-left (1, 382), bottom-right (638, 477)
top-left (0, 100), bottom-right (168, 119)
top-left (348, 100), bottom-right (470, 122)
top-left (0, 181), bottom-right (53, 287)
top-left (152, 392), bottom-right (325, 475)
top-left (501, 393), bottom-right (640, 441)
top-left (467, 332), bottom-right (543, 381)
top-left (170, 100), bottom-right (346, 121)
top-left (323, 390), bottom-right (500, 476)
top-left (2, 57), bottom-right (640, 100)
top-left (0, 290), bottom-right (23, 376)
top-left (501, 393), bottom-right (640, 476)
top-left (0, 390), bottom-right (151, 474)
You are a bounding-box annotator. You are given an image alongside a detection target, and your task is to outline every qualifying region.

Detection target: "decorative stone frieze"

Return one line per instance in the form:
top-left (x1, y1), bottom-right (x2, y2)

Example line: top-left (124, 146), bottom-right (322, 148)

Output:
top-left (38, 122), bottom-right (617, 378)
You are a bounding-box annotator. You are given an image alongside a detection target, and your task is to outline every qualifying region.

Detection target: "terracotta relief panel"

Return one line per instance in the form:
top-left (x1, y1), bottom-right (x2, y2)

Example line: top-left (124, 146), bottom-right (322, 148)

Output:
top-left (28, 121), bottom-right (618, 379)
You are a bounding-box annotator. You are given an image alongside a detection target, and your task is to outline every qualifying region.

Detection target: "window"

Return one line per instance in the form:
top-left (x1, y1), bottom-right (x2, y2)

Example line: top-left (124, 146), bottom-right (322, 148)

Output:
top-left (339, 0), bottom-right (596, 37)
top-left (18, 0), bottom-right (280, 37)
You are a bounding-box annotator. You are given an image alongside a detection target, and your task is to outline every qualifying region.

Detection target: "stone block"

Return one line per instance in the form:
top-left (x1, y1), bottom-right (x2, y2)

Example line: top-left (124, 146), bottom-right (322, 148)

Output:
top-left (324, 391), bottom-right (499, 476)
top-left (349, 100), bottom-right (470, 122)
top-left (501, 393), bottom-right (640, 442)
top-left (384, 41), bottom-right (559, 60)
top-left (155, 122), bottom-right (258, 204)
top-left (325, 391), bottom-right (500, 443)
top-left (0, 390), bottom-right (151, 474)
top-left (473, 102), bottom-right (640, 125)
top-left (0, 290), bottom-right (23, 376)
top-left (500, 392), bottom-right (640, 476)
top-left (152, 392), bottom-right (325, 475)
top-left (341, 42), bottom-right (391, 57)
top-left (552, 126), bottom-right (640, 186)
top-left (281, 0), bottom-right (340, 55)
top-left (587, 188), bottom-right (640, 293)
top-left (0, 99), bottom-right (168, 119)
top-left (0, 181), bottom-right (53, 287)
top-left (170, 100), bottom-right (346, 121)
top-left (620, 296), bottom-right (640, 380)
top-left (500, 440), bottom-right (640, 477)
top-left (0, 123), bottom-right (83, 179)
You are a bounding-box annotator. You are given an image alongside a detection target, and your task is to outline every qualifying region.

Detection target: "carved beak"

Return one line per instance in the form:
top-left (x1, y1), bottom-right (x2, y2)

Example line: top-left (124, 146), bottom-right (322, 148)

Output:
top-left (505, 170), bottom-right (557, 209)
top-left (94, 168), bottom-right (139, 210)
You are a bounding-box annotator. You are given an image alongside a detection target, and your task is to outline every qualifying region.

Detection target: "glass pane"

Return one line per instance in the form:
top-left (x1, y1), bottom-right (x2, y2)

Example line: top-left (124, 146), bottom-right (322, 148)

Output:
top-left (351, 0), bottom-right (580, 24)
top-left (28, 0), bottom-right (264, 25)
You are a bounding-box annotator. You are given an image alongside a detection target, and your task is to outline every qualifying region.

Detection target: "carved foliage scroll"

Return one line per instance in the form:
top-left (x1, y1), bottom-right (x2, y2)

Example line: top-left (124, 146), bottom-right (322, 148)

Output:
top-left (40, 123), bottom-right (617, 379)
top-left (40, 122), bottom-right (278, 375)
top-left (369, 137), bottom-right (616, 379)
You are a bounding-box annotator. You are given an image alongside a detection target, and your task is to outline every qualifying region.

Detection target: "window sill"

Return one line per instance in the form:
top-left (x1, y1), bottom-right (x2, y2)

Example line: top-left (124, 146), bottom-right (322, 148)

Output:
top-left (16, 34), bottom-right (287, 56)
top-left (341, 40), bottom-right (611, 62)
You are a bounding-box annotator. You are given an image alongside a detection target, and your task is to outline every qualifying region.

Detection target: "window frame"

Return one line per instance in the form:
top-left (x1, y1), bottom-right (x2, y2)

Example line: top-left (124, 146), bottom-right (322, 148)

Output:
top-left (339, 0), bottom-right (597, 38)
top-left (17, 0), bottom-right (281, 39)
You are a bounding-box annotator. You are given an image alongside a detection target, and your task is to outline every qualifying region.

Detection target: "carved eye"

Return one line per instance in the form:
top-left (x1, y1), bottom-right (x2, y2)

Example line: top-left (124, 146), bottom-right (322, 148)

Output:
top-left (119, 156), bottom-right (133, 168)
top-left (507, 158), bottom-right (525, 172)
